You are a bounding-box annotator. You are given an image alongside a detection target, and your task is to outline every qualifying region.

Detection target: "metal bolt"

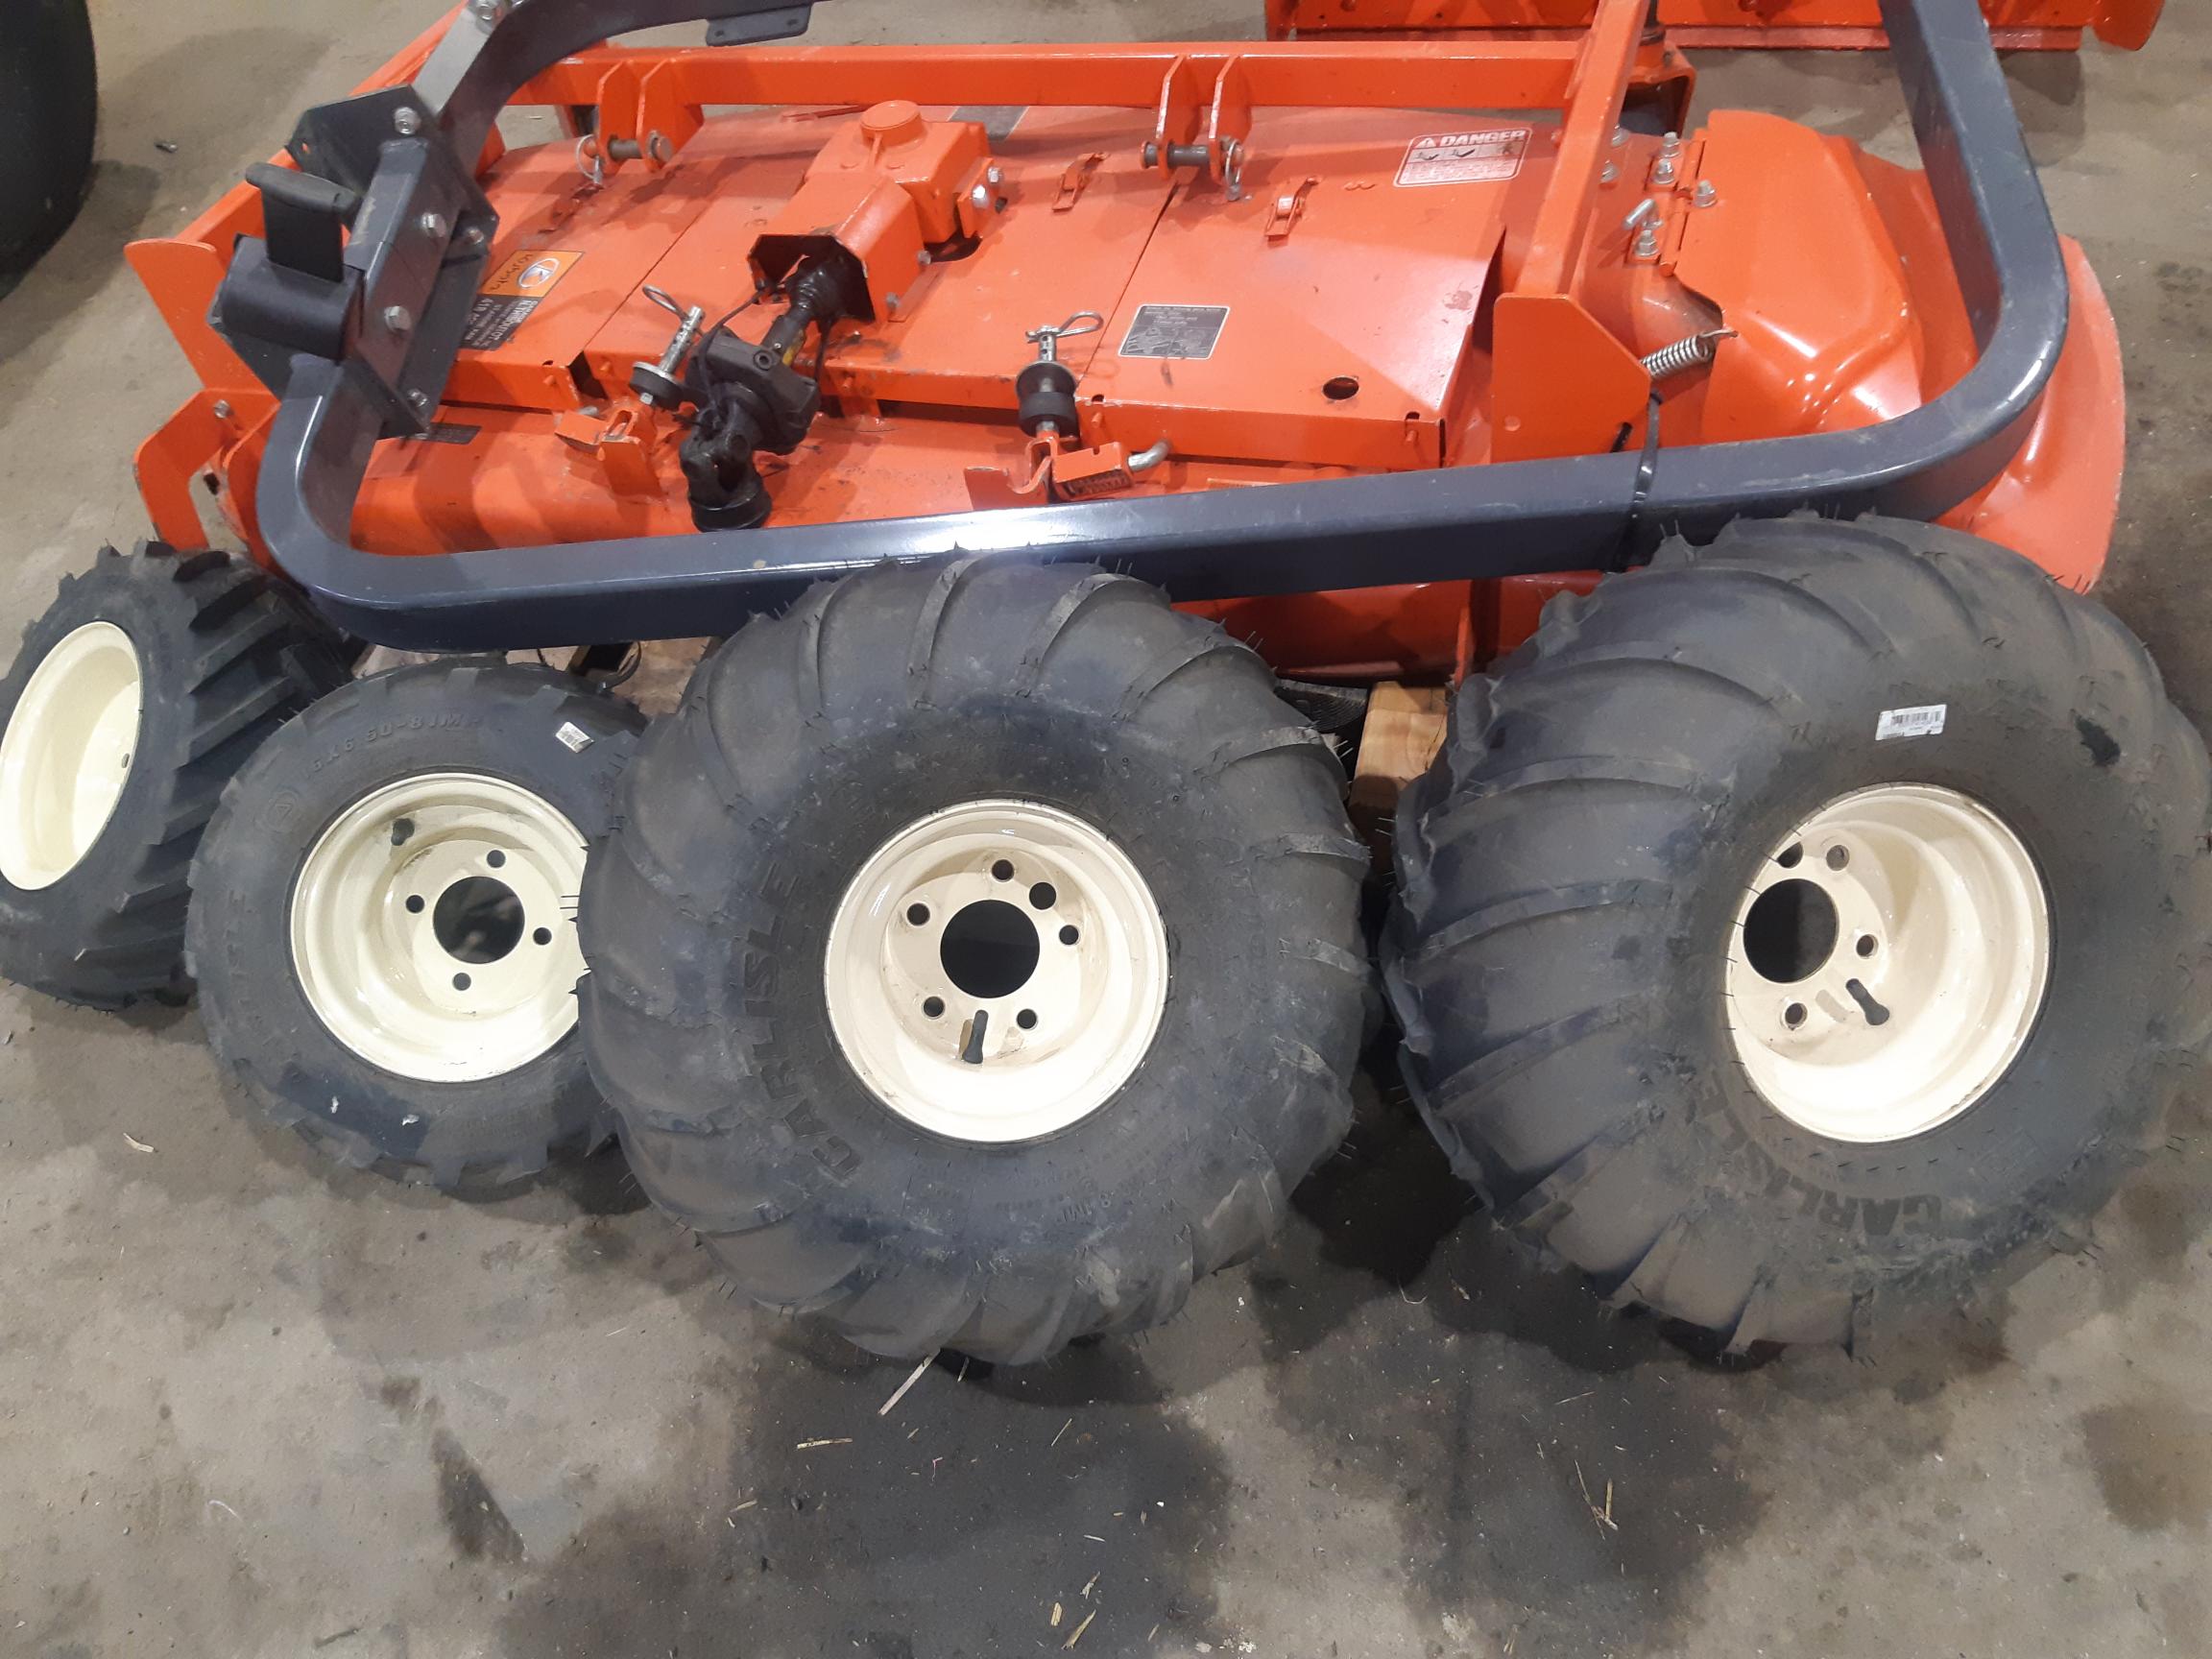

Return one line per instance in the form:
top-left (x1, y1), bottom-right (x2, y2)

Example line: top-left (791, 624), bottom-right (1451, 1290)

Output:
top-left (916, 250), bottom-right (932, 267)
top-left (383, 304), bottom-right (413, 334)
top-left (1659, 130), bottom-right (1682, 156)
top-left (394, 107), bottom-right (423, 136)
top-left (406, 389), bottom-right (430, 412)
top-left (460, 224), bottom-right (487, 249)
top-left (969, 182), bottom-right (994, 211)
top-left (1600, 161), bottom-right (1619, 185)
top-left (469, 0), bottom-right (509, 25)
top-left (985, 163), bottom-right (1004, 186)
top-left (419, 211), bottom-right (448, 239)
top-left (1611, 126), bottom-right (1628, 148)
top-left (1633, 221), bottom-right (1661, 261)
top-left (211, 399), bottom-right (233, 421)
top-left (885, 292), bottom-right (902, 312)
top-left (1651, 156), bottom-right (1677, 186)
top-left (1695, 179), bottom-right (1719, 208)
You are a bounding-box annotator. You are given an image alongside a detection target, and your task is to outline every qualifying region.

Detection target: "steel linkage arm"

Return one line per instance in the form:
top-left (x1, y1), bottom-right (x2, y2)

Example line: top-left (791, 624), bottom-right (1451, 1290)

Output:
top-left (222, 0), bottom-right (2067, 651)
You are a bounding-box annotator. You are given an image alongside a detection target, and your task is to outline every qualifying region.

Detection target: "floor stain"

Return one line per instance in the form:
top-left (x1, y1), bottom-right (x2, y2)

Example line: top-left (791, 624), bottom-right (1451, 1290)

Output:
top-left (1248, 1070), bottom-right (1986, 1656)
top-left (497, 1330), bottom-right (1227, 1658)
top-left (2080, 1399), bottom-right (2212, 1532)
top-left (433, 1428), bottom-right (527, 1564)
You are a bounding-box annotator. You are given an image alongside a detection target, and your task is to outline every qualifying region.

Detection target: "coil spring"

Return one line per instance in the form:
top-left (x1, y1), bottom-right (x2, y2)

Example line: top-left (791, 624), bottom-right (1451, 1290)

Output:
top-left (1640, 328), bottom-right (1737, 382)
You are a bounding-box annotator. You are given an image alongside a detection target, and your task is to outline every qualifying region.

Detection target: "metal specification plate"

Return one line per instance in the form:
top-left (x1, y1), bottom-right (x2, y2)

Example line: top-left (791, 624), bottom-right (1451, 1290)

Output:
top-left (1395, 128), bottom-right (1531, 188)
top-left (1118, 303), bottom-right (1230, 361)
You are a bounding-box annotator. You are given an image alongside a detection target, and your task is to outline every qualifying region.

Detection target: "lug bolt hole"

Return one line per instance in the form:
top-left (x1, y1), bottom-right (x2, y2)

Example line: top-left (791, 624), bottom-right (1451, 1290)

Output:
top-left (487, 850), bottom-right (507, 869)
top-left (906, 902), bottom-right (931, 926)
top-left (405, 895), bottom-right (425, 914)
top-left (991, 859), bottom-right (1015, 881)
top-left (1784, 1002), bottom-right (1807, 1028)
top-left (534, 926), bottom-right (554, 947)
top-left (1028, 882), bottom-right (1056, 910)
top-left (1856, 934), bottom-right (1877, 957)
top-left (1776, 843), bottom-right (1803, 870)
top-left (1059, 925), bottom-right (1079, 946)
top-left (922, 996), bottom-right (945, 1019)
top-left (453, 972), bottom-right (471, 992)
top-left (1825, 845), bottom-right (1849, 871)
top-left (1016, 1009), bottom-right (1038, 1030)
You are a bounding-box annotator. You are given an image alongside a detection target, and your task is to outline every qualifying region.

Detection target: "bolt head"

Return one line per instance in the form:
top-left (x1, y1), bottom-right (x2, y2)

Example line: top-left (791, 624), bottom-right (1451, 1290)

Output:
top-left (969, 182), bottom-right (993, 210)
top-left (1695, 180), bottom-right (1719, 207)
top-left (460, 224), bottom-right (487, 248)
top-left (211, 399), bottom-right (234, 421)
top-left (394, 107), bottom-right (423, 136)
top-left (419, 211), bottom-right (448, 239)
top-left (1600, 161), bottom-right (1619, 185)
top-left (406, 389), bottom-right (430, 412)
top-left (383, 304), bottom-right (414, 334)
top-left (985, 163), bottom-right (1004, 186)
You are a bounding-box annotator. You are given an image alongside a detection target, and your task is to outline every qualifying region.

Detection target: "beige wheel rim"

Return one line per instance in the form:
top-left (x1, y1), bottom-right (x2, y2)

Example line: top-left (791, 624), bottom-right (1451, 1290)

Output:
top-left (1724, 782), bottom-right (2050, 1143)
top-left (823, 799), bottom-right (1170, 1142)
top-left (289, 772), bottom-right (589, 1083)
top-left (0, 621), bottom-right (145, 891)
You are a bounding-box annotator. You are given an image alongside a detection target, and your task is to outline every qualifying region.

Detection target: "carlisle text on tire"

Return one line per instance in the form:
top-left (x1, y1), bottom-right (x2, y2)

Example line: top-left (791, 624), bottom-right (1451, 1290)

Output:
top-left (1387, 516), bottom-right (2212, 1354)
top-left (0, 544), bottom-right (342, 1007)
top-left (582, 559), bottom-right (1369, 1363)
top-left (187, 662), bottom-right (644, 1189)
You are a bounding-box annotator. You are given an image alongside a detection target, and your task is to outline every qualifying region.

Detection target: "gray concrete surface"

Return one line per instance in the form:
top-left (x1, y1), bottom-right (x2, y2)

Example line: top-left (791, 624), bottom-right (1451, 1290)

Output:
top-left (2, 4), bottom-right (2209, 1656)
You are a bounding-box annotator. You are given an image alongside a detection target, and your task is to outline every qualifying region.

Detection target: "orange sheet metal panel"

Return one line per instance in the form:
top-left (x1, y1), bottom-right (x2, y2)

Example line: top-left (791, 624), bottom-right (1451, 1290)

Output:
top-left (599, 108), bottom-right (1174, 416)
top-left (1078, 109), bottom-right (1527, 470)
top-left (1657, 0), bottom-right (2097, 28)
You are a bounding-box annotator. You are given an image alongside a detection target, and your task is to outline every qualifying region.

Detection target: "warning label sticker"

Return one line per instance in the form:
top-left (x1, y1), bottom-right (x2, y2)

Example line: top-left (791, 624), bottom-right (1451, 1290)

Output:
top-left (1118, 303), bottom-right (1230, 361)
top-left (1395, 128), bottom-right (1531, 188)
top-left (462, 249), bottom-right (583, 351)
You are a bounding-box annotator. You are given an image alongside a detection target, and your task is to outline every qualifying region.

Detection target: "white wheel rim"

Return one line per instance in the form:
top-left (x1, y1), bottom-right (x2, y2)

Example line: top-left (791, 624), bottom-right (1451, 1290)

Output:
top-left (289, 772), bottom-right (589, 1084)
top-left (1724, 782), bottom-right (2050, 1143)
top-left (0, 621), bottom-right (144, 891)
top-left (823, 799), bottom-right (1170, 1143)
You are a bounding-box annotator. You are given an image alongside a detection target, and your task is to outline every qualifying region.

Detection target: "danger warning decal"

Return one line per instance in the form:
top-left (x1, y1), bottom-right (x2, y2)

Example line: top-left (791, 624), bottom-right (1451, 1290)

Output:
top-left (462, 249), bottom-right (583, 350)
top-left (1395, 128), bottom-right (1531, 188)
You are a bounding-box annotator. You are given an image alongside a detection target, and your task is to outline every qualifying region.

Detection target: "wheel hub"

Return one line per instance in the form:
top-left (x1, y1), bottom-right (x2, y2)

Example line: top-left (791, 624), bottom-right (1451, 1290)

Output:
top-left (289, 771), bottom-right (589, 1083)
top-left (0, 621), bottom-right (143, 891)
top-left (823, 799), bottom-right (1169, 1142)
top-left (1724, 782), bottom-right (2050, 1143)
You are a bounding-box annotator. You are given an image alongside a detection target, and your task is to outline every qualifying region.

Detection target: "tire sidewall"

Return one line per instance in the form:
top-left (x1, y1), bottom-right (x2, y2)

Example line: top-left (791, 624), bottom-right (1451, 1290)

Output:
top-left (192, 667), bottom-right (639, 1173)
top-left (637, 703), bottom-right (1291, 1246)
top-left (0, 560), bottom-right (202, 982)
top-left (1648, 601), bottom-right (2180, 1258)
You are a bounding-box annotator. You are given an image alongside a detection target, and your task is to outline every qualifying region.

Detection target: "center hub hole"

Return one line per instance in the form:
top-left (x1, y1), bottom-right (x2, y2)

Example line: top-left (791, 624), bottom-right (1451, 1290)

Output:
top-left (938, 899), bottom-right (1040, 1000)
top-left (1742, 878), bottom-right (1839, 984)
top-left (432, 876), bottom-right (526, 965)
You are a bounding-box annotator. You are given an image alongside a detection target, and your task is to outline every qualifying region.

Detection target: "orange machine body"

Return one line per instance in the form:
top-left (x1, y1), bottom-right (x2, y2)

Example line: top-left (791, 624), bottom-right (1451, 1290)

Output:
top-left (1263, 0), bottom-right (2166, 51)
top-left (127, 2), bottom-right (2126, 680)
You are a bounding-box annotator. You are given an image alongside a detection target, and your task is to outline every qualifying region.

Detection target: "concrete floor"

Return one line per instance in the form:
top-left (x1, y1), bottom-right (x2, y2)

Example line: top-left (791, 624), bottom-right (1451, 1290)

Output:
top-left (3, 3), bottom-right (2210, 1655)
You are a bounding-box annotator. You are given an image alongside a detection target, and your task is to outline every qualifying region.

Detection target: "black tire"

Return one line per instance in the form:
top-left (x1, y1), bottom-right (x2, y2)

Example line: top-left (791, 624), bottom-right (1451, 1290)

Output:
top-left (0, 0), bottom-right (97, 276)
top-left (0, 544), bottom-right (344, 1008)
top-left (187, 663), bottom-right (645, 1190)
top-left (583, 559), bottom-right (1368, 1362)
top-left (1387, 516), bottom-right (2212, 1354)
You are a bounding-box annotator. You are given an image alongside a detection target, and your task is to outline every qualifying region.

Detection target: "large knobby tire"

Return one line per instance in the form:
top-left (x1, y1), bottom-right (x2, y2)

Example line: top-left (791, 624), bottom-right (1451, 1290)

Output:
top-left (0, 0), bottom-right (97, 276)
top-left (0, 544), bottom-right (344, 1008)
top-left (1387, 517), bottom-right (2212, 1354)
top-left (188, 663), bottom-right (644, 1190)
top-left (583, 559), bottom-right (1368, 1363)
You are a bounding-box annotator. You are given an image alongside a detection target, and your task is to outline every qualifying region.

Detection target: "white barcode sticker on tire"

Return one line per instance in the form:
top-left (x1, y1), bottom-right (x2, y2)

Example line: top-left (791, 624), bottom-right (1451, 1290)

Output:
top-left (1875, 704), bottom-right (1947, 741)
top-left (555, 720), bottom-right (593, 754)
